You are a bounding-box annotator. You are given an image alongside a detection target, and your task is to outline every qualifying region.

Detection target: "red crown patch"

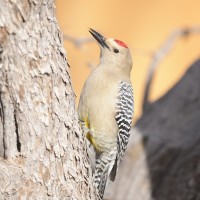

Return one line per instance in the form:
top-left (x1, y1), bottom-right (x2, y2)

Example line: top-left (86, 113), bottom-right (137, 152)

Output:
top-left (114, 39), bottom-right (128, 48)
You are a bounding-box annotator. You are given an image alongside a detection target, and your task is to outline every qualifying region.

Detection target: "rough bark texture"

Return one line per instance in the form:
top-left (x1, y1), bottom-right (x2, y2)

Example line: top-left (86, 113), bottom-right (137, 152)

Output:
top-left (0, 0), bottom-right (95, 199)
top-left (106, 59), bottom-right (200, 200)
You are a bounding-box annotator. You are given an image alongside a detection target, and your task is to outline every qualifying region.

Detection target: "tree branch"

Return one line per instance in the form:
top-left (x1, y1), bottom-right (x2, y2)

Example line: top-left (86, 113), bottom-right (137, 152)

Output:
top-left (142, 26), bottom-right (200, 111)
top-left (63, 34), bottom-right (153, 55)
top-left (63, 34), bottom-right (94, 48)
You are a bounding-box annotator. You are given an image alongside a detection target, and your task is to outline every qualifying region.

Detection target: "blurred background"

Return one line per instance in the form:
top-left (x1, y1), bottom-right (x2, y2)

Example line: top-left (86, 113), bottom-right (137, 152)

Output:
top-left (55, 0), bottom-right (200, 121)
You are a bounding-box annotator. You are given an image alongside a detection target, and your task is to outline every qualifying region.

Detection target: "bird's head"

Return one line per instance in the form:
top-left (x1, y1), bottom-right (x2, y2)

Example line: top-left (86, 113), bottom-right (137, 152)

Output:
top-left (89, 28), bottom-right (132, 74)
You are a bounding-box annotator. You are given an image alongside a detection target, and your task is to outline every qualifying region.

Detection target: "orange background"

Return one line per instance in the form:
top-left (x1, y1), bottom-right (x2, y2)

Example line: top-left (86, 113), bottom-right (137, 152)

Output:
top-left (55, 0), bottom-right (200, 120)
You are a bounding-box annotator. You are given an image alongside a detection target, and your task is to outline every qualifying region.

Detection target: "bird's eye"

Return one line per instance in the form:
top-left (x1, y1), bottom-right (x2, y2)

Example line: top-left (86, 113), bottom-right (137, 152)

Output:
top-left (114, 49), bottom-right (119, 53)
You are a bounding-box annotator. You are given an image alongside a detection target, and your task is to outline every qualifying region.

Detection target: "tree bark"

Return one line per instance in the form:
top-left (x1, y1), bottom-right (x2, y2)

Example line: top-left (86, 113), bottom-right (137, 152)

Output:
top-left (0, 0), bottom-right (95, 199)
top-left (106, 59), bottom-right (200, 200)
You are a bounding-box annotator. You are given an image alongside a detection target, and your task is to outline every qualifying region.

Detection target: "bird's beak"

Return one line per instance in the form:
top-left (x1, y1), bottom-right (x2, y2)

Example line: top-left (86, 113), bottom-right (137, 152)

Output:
top-left (89, 28), bottom-right (110, 50)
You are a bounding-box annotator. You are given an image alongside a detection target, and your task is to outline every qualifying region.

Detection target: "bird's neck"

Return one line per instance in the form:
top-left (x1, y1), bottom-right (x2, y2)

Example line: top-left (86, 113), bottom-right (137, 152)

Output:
top-left (97, 62), bottom-right (132, 82)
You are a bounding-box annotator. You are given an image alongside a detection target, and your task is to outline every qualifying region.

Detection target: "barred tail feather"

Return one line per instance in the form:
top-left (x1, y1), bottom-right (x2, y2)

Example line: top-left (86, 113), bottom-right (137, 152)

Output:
top-left (109, 156), bottom-right (117, 182)
top-left (97, 171), bottom-right (108, 199)
top-left (94, 151), bottom-right (116, 199)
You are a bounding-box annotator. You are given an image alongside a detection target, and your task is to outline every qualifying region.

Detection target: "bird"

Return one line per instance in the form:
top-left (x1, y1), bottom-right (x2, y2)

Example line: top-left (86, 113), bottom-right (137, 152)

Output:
top-left (78, 28), bottom-right (134, 199)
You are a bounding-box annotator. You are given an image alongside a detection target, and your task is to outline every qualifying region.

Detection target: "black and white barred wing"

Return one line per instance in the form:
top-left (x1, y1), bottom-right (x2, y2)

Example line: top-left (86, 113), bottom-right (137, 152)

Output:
top-left (115, 81), bottom-right (134, 161)
top-left (110, 81), bottom-right (134, 182)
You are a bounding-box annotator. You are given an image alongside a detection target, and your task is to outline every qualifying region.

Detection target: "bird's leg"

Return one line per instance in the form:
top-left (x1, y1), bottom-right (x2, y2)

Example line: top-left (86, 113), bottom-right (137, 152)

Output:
top-left (80, 120), bottom-right (102, 152)
top-left (79, 120), bottom-right (93, 147)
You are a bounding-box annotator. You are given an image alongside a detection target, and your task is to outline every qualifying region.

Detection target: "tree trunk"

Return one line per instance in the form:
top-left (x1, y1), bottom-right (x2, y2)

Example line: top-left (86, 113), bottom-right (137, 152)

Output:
top-left (106, 59), bottom-right (200, 200)
top-left (0, 0), bottom-right (95, 199)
